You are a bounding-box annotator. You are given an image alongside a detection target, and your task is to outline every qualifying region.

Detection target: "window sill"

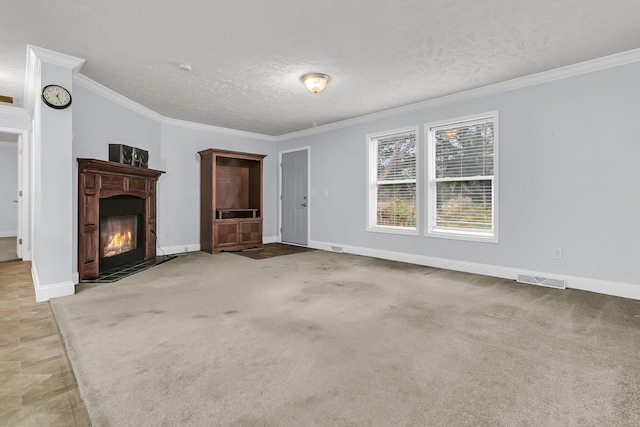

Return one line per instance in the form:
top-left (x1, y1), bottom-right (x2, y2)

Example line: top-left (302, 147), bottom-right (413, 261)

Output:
top-left (426, 228), bottom-right (498, 243)
top-left (367, 225), bottom-right (419, 236)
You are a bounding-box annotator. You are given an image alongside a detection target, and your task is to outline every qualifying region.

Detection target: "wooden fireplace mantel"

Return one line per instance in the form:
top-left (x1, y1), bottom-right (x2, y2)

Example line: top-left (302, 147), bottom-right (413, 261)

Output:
top-left (77, 158), bottom-right (165, 280)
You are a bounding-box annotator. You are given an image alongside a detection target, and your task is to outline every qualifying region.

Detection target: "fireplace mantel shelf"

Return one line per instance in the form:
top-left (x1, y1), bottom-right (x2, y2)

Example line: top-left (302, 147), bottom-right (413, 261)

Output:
top-left (77, 158), bottom-right (165, 280)
top-left (77, 158), bottom-right (165, 179)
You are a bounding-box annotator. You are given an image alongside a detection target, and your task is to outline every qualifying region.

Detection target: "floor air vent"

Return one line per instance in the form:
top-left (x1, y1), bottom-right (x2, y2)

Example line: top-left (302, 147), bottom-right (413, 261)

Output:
top-left (517, 274), bottom-right (566, 289)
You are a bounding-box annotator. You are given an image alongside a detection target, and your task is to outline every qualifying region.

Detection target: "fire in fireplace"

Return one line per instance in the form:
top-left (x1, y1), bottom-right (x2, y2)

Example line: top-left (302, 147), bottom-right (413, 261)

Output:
top-left (99, 196), bottom-right (146, 272)
top-left (101, 215), bottom-right (138, 258)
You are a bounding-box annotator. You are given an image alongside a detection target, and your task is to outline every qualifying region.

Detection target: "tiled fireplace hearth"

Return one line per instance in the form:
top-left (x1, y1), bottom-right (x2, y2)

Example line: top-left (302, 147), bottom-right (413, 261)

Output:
top-left (77, 158), bottom-right (165, 280)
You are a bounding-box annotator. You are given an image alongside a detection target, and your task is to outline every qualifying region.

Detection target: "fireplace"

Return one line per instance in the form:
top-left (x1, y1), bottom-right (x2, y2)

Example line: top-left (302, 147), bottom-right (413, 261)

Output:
top-left (78, 158), bottom-right (165, 280)
top-left (99, 196), bottom-right (145, 272)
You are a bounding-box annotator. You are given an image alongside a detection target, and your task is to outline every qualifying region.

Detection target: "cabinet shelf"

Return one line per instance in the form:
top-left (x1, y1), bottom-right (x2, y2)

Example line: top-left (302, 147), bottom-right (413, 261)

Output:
top-left (216, 208), bottom-right (259, 219)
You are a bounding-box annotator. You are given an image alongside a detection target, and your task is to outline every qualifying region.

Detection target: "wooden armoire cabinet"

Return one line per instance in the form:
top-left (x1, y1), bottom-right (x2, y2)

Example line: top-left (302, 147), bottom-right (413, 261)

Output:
top-left (198, 149), bottom-right (266, 253)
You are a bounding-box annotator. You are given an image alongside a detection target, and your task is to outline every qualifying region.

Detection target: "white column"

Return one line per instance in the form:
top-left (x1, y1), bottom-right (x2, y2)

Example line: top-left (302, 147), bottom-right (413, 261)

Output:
top-left (25, 46), bottom-right (85, 302)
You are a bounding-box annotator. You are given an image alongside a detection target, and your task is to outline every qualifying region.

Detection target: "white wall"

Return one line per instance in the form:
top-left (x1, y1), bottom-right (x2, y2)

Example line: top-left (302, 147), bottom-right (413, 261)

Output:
top-left (0, 142), bottom-right (18, 236)
top-left (277, 61), bottom-right (640, 294)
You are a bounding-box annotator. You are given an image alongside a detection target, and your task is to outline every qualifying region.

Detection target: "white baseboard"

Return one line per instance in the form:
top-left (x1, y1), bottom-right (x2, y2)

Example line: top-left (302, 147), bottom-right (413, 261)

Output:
top-left (161, 237), bottom-right (281, 254)
top-left (309, 240), bottom-right (640, 301)
top-left (161, 244), bottom-right (201, 255)
top-left (31, 264), bottom-right (75, 302)
top-left (0, 231), bottom-right (17, 238)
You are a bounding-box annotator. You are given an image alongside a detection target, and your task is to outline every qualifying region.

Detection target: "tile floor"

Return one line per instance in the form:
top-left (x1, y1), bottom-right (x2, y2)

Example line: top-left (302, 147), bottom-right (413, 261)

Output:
top-left (0, 260), bottom-right (91, 426)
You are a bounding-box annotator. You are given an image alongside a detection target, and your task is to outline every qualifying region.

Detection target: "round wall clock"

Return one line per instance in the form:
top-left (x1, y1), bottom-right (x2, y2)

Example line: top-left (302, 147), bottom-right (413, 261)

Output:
top-left (41, 84), bottom-right (72, 109)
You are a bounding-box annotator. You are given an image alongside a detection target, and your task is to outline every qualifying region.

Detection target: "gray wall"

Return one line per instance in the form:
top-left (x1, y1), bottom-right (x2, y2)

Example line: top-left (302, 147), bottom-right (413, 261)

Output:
top-left (71, 84), bottom-right (278, 257)
top-left (278, 61), bottom-right (640, 286)
top-left (72, 84), bottom-right (162, 166)
top-left (159, 124), bottom-right (277, 251)
top-left (70, 58), bottom-right (639, 291)
top-left (72, 84), bottom-right (161, 273)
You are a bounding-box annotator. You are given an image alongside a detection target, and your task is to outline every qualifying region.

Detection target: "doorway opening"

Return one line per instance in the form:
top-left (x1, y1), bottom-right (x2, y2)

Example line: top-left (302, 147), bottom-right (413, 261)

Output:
top-left (0, 127), bottom-right (29, 262)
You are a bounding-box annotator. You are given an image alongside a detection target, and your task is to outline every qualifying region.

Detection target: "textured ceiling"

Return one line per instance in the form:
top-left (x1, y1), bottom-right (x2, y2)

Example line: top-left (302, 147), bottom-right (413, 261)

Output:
top-left (1, 0), bottom-right (639, 136)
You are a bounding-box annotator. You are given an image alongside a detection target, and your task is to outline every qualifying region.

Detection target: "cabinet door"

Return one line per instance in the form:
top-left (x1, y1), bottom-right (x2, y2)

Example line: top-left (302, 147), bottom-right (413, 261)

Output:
top-left (214, 222), bottom-right (239, 247)
top-left (239, 220), bottom-right (262, 244)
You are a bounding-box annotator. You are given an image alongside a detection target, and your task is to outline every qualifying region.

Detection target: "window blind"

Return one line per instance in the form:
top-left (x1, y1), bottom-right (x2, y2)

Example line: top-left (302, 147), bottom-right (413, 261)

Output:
top-left (434, 119), bottom-right (494, 179)
top-left (376, 132), bottom-right (417, 182)
top-left (429, 116), bottom-right (495, 236)
top-left (373, 130), bottom-right (417, 228)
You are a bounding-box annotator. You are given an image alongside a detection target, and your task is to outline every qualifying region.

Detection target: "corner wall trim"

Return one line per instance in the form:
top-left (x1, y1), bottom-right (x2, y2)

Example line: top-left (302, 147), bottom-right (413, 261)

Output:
top-left (308, 240), bottom-right (640, 301)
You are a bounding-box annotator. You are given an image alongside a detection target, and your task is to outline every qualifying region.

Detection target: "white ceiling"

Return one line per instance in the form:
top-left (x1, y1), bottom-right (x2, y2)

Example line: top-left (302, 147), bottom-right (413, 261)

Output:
top-left (1, 1), bottom-right (639, 136)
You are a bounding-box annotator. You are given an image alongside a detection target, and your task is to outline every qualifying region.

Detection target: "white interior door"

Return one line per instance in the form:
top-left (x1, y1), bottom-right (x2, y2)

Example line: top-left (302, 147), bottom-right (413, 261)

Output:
top-left (281, 149), bottom-right (308, 246)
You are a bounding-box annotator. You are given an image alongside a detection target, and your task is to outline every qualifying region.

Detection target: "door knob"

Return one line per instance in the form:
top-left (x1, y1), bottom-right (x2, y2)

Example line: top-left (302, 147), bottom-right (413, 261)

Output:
top-left (301, 202), bottom-right (308, 207)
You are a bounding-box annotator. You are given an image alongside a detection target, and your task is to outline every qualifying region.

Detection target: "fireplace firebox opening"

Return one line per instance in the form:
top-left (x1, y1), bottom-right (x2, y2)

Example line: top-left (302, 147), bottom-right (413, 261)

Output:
top-left (99, 196), bottom-right (145, 272)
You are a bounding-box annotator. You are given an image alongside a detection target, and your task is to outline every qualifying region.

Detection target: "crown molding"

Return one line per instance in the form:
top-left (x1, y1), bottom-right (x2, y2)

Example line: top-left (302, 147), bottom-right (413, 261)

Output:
top-left (275, 48), bottom-right (640, 141)
top-left (161, 117), bottom-right (275, 141)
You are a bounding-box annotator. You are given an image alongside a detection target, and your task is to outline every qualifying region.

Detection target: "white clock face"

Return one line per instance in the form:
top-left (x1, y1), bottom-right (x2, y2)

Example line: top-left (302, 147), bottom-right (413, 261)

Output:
top-left (42, 85), bottom-right (72, 109)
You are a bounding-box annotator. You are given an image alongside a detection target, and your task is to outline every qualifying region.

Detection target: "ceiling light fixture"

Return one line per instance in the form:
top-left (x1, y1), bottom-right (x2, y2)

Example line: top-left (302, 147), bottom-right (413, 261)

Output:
top-left (302, 73), bottom-right (330, 94)
top-left (178, 64), bottom-right (192, 72)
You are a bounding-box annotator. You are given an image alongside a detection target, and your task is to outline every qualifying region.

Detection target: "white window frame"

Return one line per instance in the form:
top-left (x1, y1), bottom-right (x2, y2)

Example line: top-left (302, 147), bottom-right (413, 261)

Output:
top-left (425, 112), bottom-right (499, 243)
top-left (366, 126), bottom-right (419, 235)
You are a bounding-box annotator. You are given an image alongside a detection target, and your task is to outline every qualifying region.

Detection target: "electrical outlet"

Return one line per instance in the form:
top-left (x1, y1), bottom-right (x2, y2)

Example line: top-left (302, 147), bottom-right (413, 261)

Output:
top-left (552, 247), bottom-right (563, 260)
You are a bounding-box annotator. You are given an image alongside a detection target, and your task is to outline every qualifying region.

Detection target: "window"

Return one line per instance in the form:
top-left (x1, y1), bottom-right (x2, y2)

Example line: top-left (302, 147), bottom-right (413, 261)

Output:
top-left (426, 112), bottom-right (498, 242)
top-left (367, 127), bottom-right (418, 234)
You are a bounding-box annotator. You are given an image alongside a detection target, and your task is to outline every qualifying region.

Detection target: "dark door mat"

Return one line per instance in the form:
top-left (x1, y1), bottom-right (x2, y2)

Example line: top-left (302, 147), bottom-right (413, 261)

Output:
top-left (81, 255), bottom-right (177, 283)
top-left (232, 243), bottom-right (316, 260)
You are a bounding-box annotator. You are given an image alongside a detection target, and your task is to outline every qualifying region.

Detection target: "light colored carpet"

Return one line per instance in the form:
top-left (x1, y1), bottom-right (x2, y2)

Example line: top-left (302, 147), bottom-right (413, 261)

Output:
top-left (0, 237), bottom-right (18, 262)
top-left (50, 250), bottom-right (640, 426)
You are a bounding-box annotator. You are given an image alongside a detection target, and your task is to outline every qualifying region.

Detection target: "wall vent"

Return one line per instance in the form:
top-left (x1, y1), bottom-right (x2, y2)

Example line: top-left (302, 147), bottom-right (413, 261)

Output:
top-left (517, 274), bottom-right (566, 289)
top-left (330, 245), bottom-right (343, 252)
